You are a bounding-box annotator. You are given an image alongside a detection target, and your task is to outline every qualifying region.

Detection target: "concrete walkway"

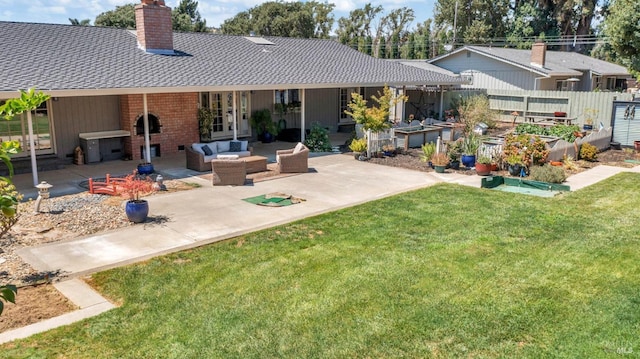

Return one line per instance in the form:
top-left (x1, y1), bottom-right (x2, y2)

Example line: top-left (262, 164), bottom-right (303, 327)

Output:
top-left (3, 154), bottom-right (639, 344)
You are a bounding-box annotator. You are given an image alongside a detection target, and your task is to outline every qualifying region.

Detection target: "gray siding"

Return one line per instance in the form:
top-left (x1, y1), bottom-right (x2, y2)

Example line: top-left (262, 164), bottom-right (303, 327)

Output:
top-left (52, 96), bottom-right (120, 159)
top-left (434, 51), bottom-right (539, 90)
top-left (305, 88), bottom-right (339, 131)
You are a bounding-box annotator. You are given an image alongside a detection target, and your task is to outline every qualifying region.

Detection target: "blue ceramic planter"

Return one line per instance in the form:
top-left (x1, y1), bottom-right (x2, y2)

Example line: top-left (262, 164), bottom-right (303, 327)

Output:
top-left (461, 154), bottom-right (476, 168)
top-left (125, 200), bottom-right (149, 223)
top-left (137, 163), bottom-right (154, 175)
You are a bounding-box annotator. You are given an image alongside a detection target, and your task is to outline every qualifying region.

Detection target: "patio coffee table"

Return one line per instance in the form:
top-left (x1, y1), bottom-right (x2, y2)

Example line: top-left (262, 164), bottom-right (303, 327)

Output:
top-left (243, 155), bottom-right (268, 174)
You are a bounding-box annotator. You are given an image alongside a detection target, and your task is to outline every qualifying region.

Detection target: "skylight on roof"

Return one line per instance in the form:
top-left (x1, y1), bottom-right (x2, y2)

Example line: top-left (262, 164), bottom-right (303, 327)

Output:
top-left (243, 36), bottom-right (275, 45)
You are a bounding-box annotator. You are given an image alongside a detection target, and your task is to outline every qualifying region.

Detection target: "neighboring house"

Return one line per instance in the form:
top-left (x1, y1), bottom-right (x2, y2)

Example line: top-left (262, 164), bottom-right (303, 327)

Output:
top-left (0, 0), bottom-right (463, 179)
top-left (428, 43), bottom-right (631, 92)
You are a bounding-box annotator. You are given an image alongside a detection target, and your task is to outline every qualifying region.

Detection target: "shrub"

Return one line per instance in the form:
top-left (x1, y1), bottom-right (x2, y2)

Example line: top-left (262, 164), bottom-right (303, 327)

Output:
top-left (0, 178), bottom-right (22, 239)
top-left (502, 133), bottom-right (549, 166)
top-left (430, 152), bottom-right (450, 166)
top-left (304, 123), bottom-right (332, 152)
top-left (348, 138), bottom-right (367, 153)
top-left (579, 143), bottom-right (598, 161)
top-left (456, 94), bottom-right (498, 133)
top-left (420, 142), bottom-right (436, 162)
top-left (530, 164), bottom-right (567, 183)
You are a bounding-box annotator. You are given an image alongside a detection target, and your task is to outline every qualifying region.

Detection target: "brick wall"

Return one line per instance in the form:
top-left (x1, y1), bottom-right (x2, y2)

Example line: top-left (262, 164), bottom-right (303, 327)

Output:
top-left (120, 93), bottom-right (199, 160)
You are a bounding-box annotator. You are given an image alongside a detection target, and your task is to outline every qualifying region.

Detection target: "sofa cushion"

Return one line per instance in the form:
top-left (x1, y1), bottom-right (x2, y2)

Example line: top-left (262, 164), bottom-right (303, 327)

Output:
top-left (202, 144), bottom-right (214, 156)
top-left (219, 151), bottom-right (251, 158)
top-left (293, 142), bottom-right (305, 154)
top-left (229, 141), bottom-right (242, 152)
top-left (217, 141), bottom-right (231, 153)
top-left (191, 143), bottom-right (205, 155)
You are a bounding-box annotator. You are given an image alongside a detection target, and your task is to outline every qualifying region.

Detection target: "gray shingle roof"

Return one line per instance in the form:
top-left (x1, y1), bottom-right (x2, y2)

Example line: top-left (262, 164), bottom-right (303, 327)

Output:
top-left (430, 46), bottom-right (630, 77)
top-left (0, 21), bottom-right (464, 95)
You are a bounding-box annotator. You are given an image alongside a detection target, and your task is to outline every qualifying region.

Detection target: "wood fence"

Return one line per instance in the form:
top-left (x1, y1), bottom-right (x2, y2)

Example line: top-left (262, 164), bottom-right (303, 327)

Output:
top-left (442, 89), bottom-right (634, 127)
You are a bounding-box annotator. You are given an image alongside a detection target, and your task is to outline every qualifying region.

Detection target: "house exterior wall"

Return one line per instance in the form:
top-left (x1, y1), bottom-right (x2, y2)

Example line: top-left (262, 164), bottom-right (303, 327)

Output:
top-left (51, 96), bottom-right (121, 160)
top-left (433, 51), bottom-right (542, 91)
top-left (120, 93), bottom-right (198, 160)
top-left (305, 88), bottom-right (340, 131)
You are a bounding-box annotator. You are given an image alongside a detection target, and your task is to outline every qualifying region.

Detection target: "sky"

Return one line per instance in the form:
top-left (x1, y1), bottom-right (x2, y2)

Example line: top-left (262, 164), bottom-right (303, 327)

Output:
top-left (0, 0), bottom-right (435, 31)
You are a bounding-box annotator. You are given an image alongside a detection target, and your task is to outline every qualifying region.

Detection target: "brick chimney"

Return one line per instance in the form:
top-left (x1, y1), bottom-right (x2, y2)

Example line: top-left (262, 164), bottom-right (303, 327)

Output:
top-left (135, 0), bottom-right (174, 54)
top-left (531, 41), bottom-right (546, 68)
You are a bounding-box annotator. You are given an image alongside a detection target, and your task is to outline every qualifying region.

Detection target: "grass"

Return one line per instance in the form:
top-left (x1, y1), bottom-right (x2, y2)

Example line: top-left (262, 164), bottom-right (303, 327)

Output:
top-left (2, 173), bottom-right (640, 358)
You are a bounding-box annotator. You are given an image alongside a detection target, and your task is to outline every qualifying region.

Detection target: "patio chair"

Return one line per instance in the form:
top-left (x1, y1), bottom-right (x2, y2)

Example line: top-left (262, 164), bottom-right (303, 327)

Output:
top-left (211, 159), bottom-right (246, 186)
top-left (276, 142), bottom-right (309, 173)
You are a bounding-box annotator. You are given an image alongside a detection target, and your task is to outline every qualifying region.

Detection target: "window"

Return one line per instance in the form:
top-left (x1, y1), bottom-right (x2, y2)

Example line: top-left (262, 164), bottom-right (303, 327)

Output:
top-left (340, 87), bottom-right (364, 122)
top-left (274, 89), bottom-right (300, 107)
top-left (0, 99), bottom-right (53, 156)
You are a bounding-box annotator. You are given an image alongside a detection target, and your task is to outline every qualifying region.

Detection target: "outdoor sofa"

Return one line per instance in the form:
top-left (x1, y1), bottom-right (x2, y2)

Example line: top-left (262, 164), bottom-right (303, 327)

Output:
top-left (186, 140), bottom-right (252, 172)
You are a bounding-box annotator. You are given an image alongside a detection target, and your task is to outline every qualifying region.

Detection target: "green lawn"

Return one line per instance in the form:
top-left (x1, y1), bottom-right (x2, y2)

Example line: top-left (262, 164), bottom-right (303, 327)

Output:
top-left (3, 173), bottom-right (640, 358)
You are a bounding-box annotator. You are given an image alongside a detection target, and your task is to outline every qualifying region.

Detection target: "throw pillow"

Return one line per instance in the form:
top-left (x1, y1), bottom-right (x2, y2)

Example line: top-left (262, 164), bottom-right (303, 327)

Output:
top-left (293, 142), bottom-right (305, 154)
top-left (240, 140), bottom-right (248, 151)
top-left (229, 141), bottom-right (242, 152)
top-left (202, 144), bottom-right (214, 156)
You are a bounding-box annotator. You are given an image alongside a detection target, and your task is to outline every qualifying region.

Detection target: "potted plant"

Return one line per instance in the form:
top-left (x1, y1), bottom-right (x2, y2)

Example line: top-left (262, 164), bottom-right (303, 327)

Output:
top-left (447, 139), bottom-right (462, 170)
top-left (198, 107), bottom-right (215, 142)
top-left (348, 138), bottom-right (367, 160)
top-left (475, 155), bottom-right (492, 176)
top-left (430, 152), bottom-right (450, 173)
top-left (583, 108), bottom-right (597, 130)
top-left (420, 142), bottom-right (436, 167)
top-left (461, 133), bottom-right (480, 168)
top-left (505, 153), bottom-right (526, 177)
top-left (137, 161), bottom-right (154, 175)
top-left (250, 109), bottom-right (275, 143)
top-left (382, 144), bottom-right (396, 157)
top-left (121, 171), bottom-right (156, 223)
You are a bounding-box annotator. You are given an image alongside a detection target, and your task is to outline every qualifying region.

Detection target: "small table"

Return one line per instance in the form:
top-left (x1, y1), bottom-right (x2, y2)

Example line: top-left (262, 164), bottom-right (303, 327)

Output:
top-left (243, 155), bottom-right (268, 174)
top-left (394, 126), bottom-right (444, 151)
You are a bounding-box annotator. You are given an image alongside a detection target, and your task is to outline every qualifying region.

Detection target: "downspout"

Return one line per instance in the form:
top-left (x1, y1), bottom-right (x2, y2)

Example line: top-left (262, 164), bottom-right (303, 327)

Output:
top-left (232, 91), bottom-right (238, 140)
top-left (142, 93), bottom-right (151, 163)
top-left (26, 110), bottom-right (39, 186)
top-left (300, 89), bottom-right (306, 142)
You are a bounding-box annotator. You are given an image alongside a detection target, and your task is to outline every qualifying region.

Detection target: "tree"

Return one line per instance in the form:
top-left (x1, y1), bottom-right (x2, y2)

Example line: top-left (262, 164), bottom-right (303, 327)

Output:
top-left (406, 33), bottom-right (416, 59)
top-left (336, 3), bottom-right (383, 47)
top-left (220, 1), bottom-right (330, 38)
top-left (379, 7), bottom-right (415, 59)
top-left (305, 1), bottom-right (335, 39)
top-left (344, 85), bottom-right (407, 133)
top-left (172, 0), bottom-right (207, 32)
top-left (69, 18), bottom-right (91, 26)
top-left (0, 285), bottom-right (17, 316)
top-left (434, 0), bottom-right (509, 47)
top-left (603, 0), bottom-right (640, 77)
top-left (95, 1), bottom-right (208, 32)
top-left (95, 3), bottom-right (136, 29)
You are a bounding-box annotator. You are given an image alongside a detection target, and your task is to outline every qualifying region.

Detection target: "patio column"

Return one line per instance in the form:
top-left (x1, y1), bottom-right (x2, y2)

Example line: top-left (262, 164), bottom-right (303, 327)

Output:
top-left (300, 89), bottom-right (306, 142)
top-left (27, 110), bottom-right (39, 186)
top-left (439, 85), bottom-right (445, 120)
top-left (232, 91), bottom-right (238, 140)
top-left (142, 93), bottom-right (151, 163)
